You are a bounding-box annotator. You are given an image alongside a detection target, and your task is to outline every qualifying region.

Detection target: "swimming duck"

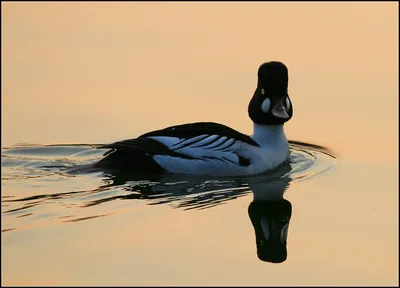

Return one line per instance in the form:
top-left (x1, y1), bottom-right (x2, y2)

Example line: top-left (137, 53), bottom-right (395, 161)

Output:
top-left (94, 61), bottom-right (293, 176)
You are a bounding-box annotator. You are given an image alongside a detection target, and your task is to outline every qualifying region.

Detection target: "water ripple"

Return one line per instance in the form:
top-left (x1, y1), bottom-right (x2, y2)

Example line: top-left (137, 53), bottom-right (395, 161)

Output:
top-left (1, 141), bottom-right (338, 232)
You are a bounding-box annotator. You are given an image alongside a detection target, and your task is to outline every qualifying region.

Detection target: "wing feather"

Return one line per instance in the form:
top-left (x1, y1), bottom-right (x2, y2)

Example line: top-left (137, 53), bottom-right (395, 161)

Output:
top-left (212, 138), bottom-right (237, 151)
top-left (204, 136), bottom-right (229, 149)
top-left (98, 122), bottom-right (256, 172)
top-left (186, 135), bottom-right (221, 148)
top-left (141, 122), bottom-right (259, 147)
top-left (172, 134), bottom-right (210, 150)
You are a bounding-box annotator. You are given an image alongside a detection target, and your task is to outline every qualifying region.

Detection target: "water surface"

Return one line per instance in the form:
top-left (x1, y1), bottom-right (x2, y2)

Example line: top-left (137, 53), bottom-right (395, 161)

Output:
top-left (2, 2), bottom-right (398, 286)
top-left (1, 141), bottom-right (336, 230)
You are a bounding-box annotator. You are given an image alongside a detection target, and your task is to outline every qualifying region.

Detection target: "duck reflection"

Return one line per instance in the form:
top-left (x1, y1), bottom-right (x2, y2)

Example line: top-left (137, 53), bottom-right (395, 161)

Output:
top-left (92, 161), bottom-right (293, 263)
top-left (247, 172), bottom-right (292, 263)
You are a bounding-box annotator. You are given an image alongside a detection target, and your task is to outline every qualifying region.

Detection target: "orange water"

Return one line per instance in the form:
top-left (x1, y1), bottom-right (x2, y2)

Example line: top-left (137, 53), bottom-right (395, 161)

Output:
top-left (2, 2), bottom-right (398, 286)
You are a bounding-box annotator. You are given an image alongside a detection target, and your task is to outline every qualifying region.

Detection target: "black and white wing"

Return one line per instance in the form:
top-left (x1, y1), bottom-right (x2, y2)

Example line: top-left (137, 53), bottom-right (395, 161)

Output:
top-left (96, 122), bottom-right (259, 174)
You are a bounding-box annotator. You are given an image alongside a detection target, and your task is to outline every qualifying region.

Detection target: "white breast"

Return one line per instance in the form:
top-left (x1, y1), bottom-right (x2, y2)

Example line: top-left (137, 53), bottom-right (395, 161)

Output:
top-left (246, 124), bottom-right (290, 174)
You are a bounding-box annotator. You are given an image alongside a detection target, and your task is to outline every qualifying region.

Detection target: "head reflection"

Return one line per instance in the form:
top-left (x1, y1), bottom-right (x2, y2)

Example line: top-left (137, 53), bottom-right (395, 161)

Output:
top-left (95, 161), bottom-right (293, 263)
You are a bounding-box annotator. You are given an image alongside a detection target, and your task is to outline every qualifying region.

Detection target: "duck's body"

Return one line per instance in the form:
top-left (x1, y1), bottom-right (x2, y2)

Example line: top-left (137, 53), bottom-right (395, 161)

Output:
top-left (94, 61), bottom-right (293, 176)
top-left (95, 122), bottom-right (289, 176)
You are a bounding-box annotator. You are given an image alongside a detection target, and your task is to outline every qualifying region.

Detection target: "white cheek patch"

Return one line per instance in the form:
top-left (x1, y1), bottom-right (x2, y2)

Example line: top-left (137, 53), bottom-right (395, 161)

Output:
top-left (261, 98), bottom-right (271, 113)
top-left (285, 97), bottom-right (291, 110)
top-left (261, 217), bottom-right (270, 240)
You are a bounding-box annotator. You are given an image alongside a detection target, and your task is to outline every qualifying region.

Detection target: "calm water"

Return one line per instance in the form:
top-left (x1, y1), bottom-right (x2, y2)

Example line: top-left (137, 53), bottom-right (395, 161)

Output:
top-left (2, 2), bottom-right (398, 286)
top-left (1, 141), bottom-right (337, 230)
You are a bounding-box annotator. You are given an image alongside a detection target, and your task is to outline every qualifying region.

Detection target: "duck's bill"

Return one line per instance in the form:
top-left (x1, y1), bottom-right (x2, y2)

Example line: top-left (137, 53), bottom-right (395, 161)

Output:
top-left (272, 100), bottom-right (289, 119)
top-left (257, 216), bottom-right (290, 263)
top-left (248, 200), bottom-right (292, 263)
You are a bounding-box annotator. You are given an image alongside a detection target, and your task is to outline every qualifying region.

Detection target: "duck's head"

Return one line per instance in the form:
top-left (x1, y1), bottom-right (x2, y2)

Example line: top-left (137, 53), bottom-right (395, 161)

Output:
top-left (248, 61), bottom-right (293, 125)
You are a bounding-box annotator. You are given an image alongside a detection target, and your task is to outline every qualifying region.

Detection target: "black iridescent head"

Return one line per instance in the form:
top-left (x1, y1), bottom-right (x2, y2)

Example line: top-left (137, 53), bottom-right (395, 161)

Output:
top-left (248, 61), bottom-right (293, 125)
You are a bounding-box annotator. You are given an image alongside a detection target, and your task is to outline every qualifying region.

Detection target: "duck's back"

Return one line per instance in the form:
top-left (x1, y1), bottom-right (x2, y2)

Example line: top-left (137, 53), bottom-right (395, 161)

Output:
top-left (93, 122), bottom-right (260, 175)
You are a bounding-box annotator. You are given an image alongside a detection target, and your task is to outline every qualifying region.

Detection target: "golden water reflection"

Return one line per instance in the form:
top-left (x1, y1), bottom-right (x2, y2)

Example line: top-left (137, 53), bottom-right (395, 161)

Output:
top-left (1, 2), bottom-right (398, 286)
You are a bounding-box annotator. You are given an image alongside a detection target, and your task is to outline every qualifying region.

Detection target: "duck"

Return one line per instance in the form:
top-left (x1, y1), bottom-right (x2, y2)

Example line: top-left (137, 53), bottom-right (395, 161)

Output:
top-left (93, 61), bottom-right (293, 176)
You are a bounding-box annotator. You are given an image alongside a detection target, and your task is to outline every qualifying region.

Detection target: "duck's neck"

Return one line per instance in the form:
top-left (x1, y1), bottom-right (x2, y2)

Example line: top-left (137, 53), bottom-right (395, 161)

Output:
top-left (251, 123), bottom-right (288, 146)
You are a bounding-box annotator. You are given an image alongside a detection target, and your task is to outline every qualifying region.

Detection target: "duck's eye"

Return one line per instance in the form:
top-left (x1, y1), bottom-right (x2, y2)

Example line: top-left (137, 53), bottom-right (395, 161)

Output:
top-left (285, 97), bottom-right (291, 110)
top-left (261, 98), bottom-right (271, 113)
top-left (261, 88), bottom-right (265, 95)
